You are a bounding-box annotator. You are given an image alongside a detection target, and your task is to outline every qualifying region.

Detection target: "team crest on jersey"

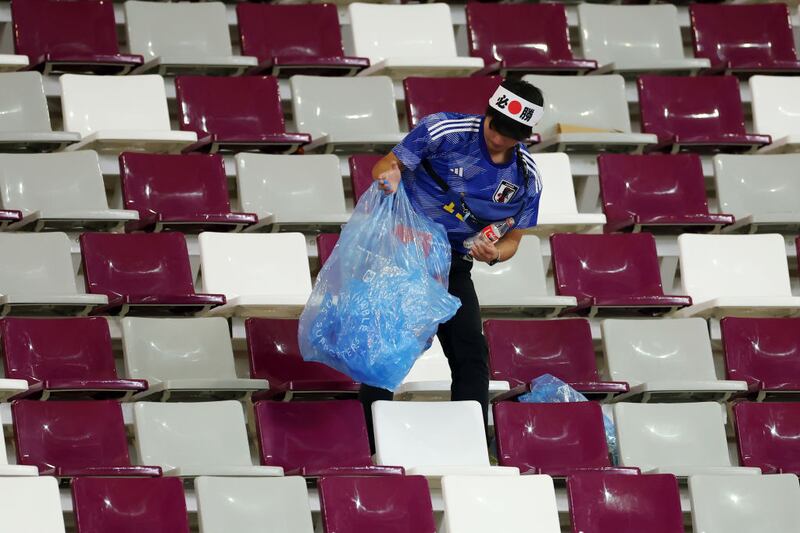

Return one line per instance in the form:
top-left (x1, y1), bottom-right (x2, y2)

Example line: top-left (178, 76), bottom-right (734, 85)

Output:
top-left (493, 180), bottom-right (519, 203)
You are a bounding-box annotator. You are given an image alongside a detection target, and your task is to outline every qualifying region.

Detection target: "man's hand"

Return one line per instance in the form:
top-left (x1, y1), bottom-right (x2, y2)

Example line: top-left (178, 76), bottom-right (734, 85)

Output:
top-left (470, 239), bottom-right (500, 263)
top-left (375, 161), bottom-right (401, 195)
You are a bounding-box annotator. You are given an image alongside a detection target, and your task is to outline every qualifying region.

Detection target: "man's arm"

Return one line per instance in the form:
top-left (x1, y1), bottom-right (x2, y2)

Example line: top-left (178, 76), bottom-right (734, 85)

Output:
top-left (470, 229), bottom-right (523, 264)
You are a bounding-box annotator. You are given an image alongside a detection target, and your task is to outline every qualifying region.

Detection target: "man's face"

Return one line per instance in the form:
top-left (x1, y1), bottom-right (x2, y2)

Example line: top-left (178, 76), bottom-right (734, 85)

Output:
top-left (484, 116), bottom-right (520, 153)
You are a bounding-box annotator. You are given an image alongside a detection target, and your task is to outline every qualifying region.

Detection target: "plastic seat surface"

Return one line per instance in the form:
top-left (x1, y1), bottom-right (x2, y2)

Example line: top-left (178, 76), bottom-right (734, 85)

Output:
top-left (532, 152), bottom-right (606, 231)
top-left (403, 76), bottom-right (502, 129)
top-left (316, 233), bottom-right (339, 268)
top-left (349, 154), bottom-right (382, 204)
top-left (0, 477), bottom-right (65, 532)
top-left (750, 76), bottom-right (800, 153)
top-left (734, 402), bottom-right (800, 475)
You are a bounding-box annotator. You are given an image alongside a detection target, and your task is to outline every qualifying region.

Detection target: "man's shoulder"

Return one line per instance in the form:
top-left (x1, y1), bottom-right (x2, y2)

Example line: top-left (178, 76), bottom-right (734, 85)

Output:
top-left (418, 112), bottom-right (483, 140)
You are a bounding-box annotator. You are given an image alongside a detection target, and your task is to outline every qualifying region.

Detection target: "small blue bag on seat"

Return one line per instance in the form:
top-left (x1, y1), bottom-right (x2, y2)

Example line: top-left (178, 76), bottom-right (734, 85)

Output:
top-left (298, 181), bottom-right (461, 391)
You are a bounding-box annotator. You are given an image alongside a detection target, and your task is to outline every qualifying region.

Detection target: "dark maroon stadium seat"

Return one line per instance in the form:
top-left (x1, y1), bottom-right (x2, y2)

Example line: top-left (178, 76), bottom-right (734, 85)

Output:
top-left (722, 317), bottom-right (800, 400)
top-left (319, 476), bottom-right (436, 533)
top-left (734, 401), bottom-right (800, 475)
top-left (484, 318), bottom-right (628, 401)
top-left (466, 3), bottom-right (597, 76)
top-left (403, 76), bottom-right (503, 129)
top-left (72, 477), bottom-right (189, 533)
top-left (638, 75), bottom-right (770, 153)
top-left (494, 402), bottom-right (638, 477)
top-left (11, 0), bottom-right (143, 75)
top-left (0, 210), bottom-right (22, 228)
top-left (175, 76), bottom-right (310, 154)
top-left (236, 3), bottom-right (369, 76)
top-left (255, 400), bottom-right (403, 477)
top-left (12, 400), bottom-right (161, 478)
top-left (119, 152), bottom-right (257, 233)
top-left (349, 154), bottom-right (382, 204)
top-left (550, 233), bottom-right (692, 316)
top-left (690, 4), bottom-right (800, 74)
top-left (80, 232), bottom-right (225, 316)
top-left (246, 318), bottom-right (359, 400)
top-left (1, 317), bottom-right (146, 400)
top-left (316, 233), bottom-right (339, 268)
top-left (598, 153), bottom-right (734, 233)
top-left (567, 472), bottom-right (684, 533)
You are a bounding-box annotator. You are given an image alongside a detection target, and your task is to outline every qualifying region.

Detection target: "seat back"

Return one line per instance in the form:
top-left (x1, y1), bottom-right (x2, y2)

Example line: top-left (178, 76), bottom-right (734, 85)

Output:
top-left (522, 74), bottom-right (632, 137)
top-left (349, 154), bottom-right (382, 204)
top-left (13, 400), bottom-right (133, 472)
top-left (12, 0), bottom-right (121, 61)
top-left (349, 3), bottom-right (458, 61)
top-left (372, 400), bottom-right (489, 468)
top-left (467, 3), bottom-right (575, 66)
top-left (403, 76), bottom-right (501, 129)
top-left (689, 474), bottom-right (800, 533)
top-left (60, 74), bottom-right (172, 136)
top-left (0, 477), bottom-right (65, 532)
top-left (400, 337), bottom-right (448, 386)
top-left (567, 472), bottom-right (684, 533)
top-left (119, 152), bottom-right (233, 218)
top-left (485, 318), bottom-right (600, 387)
top-left (0, 72), bottom-right (53, 132)
top-left (80, 232), bottom-right (196, 298)
top-left (614, 402), bottom-right (732, 470)
top-left (0, 151), bottom-right (110, 214)
top-left (638, 75), bottom-right (748, 142)
top-left (532, 152), bottom-right (580, 217)
top-left (72, 477), bottom-right (189, 533)
top-left (254, 400), bottom-right (372, 472)
top-left (175, 76), bottom-right (286, 138)
top-left (246, 318), bottom-right (356, 387)
top-left (602, 318), bottom-right (717, 385)
top-left (578, 4), bottom-right (687, 66)
top-left (0, 233), bottom-right (80, 296)
top-left (290, 75), bottom-right (400, 139)
top-left (721, 317), bottom-right (800, 391)
top-left (494, 402), bottom-right (611, 473)
top-left (714, 153), bottom-right (800, 217)
top-left (1, 317), bottom-right (116, 383)
top-left (551, 233), bottom-right (665, 299)
top-left (441, 475), bottom-right (559, 533)
top-left (750, 75), bottom-right (800, 139)
top-left (133, 401), bottom-right (253, 471)
top-left (235, 153), bottom-right (346, 220)
top-left (196, 476), bottom-right (314, 533)
top-left (121, 317), bottom-right (237, 381)
top-left (734, 402), bottom-right (800, 474)
top-left (125, 1), bottom-right (233, 60)
top-left (198, 232), bottom-right (312, 301)
top-left (316, 233), bottom-right (339, 268)
top-left (690, 4), bottom-right (799, 69)
top-left (599, 154), bottom-right (711, 224)
top-left (678, 234), bottom-right (793, 303)
top-left (319, 475), bottom-right (436, 533)
top-left (236, 4), bottom-right (345, 62)
top-left (472, 235), bottom-right (550, 306)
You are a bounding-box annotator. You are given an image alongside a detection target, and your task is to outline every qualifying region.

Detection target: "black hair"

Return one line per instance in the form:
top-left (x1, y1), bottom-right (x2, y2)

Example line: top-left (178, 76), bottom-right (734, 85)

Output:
top-left (486, 79), bottom-right (544, 142)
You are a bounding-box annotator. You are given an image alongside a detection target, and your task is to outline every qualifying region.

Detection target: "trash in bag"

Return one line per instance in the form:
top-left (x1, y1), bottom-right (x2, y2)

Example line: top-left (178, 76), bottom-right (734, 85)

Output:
top-left (518, 374), bottom-right (619, 465)
top-left (298, 181), bottom-right (461, 391)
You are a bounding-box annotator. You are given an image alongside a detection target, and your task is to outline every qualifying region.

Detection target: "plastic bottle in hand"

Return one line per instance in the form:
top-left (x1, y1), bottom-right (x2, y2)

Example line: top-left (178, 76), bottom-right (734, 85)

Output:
top-left (463, 218), bottom-right (515, 249)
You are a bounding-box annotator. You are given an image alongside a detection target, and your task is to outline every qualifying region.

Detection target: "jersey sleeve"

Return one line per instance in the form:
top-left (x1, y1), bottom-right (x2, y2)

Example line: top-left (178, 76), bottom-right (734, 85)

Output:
top-left (391, 113), bottom-right (451, 171)
top-left (515, 149), bottom-right (544, 230)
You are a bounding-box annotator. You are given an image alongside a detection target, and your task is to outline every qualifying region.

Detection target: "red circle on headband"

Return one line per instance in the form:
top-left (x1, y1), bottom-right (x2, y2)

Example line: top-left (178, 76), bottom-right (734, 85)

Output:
top-left (508, 100), bottom-right (522, 115)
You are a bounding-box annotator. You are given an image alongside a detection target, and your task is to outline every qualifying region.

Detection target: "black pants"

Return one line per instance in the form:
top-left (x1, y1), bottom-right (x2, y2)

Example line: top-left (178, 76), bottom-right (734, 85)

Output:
top-left (359, 255), bottom-right (490, 451)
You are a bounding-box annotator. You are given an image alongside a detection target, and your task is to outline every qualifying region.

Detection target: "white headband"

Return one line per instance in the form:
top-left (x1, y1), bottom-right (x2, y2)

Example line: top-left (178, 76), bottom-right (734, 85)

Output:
top-left (488, 85), bottom-right (544, 127)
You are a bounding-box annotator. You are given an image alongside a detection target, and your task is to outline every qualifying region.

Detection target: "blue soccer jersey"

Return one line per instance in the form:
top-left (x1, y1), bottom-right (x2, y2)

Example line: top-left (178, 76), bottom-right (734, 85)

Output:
top-left (392, 112), bottom-right (542, 255)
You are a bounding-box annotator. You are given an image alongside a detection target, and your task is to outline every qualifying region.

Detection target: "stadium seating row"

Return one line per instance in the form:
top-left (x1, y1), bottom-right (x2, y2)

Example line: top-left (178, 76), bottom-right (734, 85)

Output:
top-left (3, 2), bottom-right (800, 80)
top-left (1, 315), bottom-right (798, 403)
top-left (3, 70), bottom-right (800, 157)
top-left (0, 150), bottom-right (798, 235)
top-left (0, 231), bottom-right (796, 320)
top-left (3, 471), bottom-right (799, 533)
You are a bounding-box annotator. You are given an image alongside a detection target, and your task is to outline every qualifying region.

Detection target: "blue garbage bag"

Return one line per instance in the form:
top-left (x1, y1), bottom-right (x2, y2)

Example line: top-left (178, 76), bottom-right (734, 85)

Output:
top-left (518, 374), bottom-right (619, 465)
top-left (298, 181), bottom-right (461, 391)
